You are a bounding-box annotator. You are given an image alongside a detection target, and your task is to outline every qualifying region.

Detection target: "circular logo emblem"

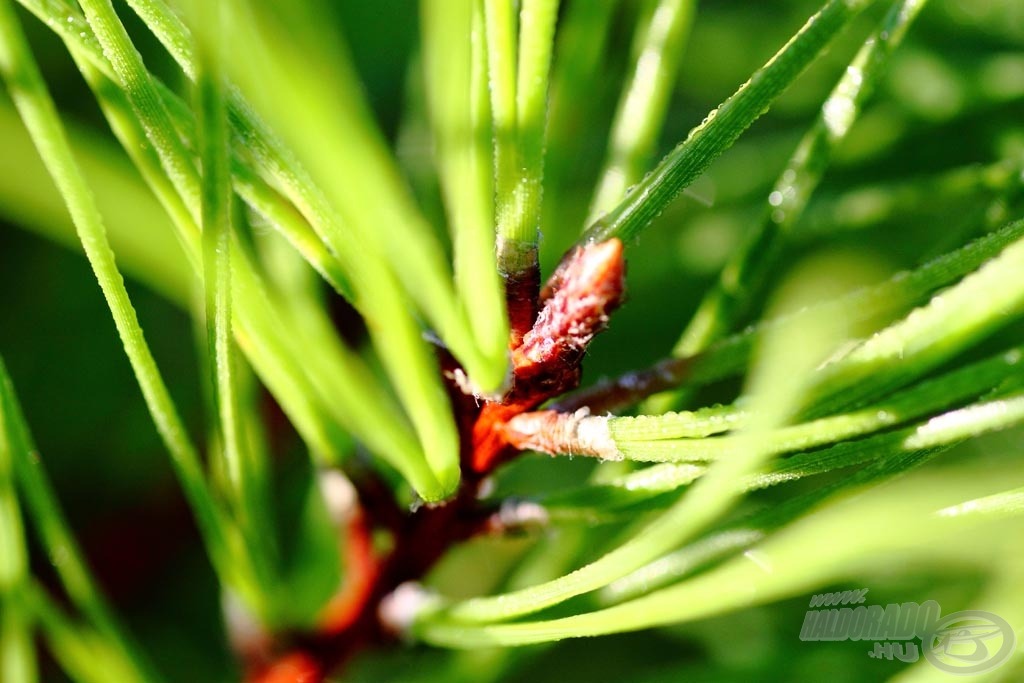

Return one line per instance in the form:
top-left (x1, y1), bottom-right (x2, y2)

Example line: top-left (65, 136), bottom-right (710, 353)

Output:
top-left (923, 610), bottom-right (1016, 675)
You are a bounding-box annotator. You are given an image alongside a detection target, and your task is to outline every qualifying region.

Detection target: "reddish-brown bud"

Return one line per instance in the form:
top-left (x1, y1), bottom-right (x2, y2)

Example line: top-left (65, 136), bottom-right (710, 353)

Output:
top-left (470, 239), bottom-right (626, 472)
top-left (513, 238), bottom-right (626, 385)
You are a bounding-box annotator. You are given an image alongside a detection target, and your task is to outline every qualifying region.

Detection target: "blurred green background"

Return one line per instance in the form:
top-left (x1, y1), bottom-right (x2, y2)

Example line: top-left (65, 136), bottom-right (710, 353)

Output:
top-left (2, 0), bottom-right (1023, 680)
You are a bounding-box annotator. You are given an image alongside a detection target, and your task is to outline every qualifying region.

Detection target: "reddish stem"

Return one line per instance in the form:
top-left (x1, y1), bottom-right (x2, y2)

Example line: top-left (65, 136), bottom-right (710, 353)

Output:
top-left (247, 239), bottom-right (626, 683)
top-left (317, 510), bottom-right (382, 634)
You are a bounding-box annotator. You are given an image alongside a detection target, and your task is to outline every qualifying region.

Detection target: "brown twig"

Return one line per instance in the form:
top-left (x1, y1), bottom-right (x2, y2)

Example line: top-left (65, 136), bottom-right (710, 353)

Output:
top-left (473, 238), bottom-right (626, 470)
top-left (246, 239), bottom-right (627, 683)
top-left (550, 355), bottom-right (694, 415)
